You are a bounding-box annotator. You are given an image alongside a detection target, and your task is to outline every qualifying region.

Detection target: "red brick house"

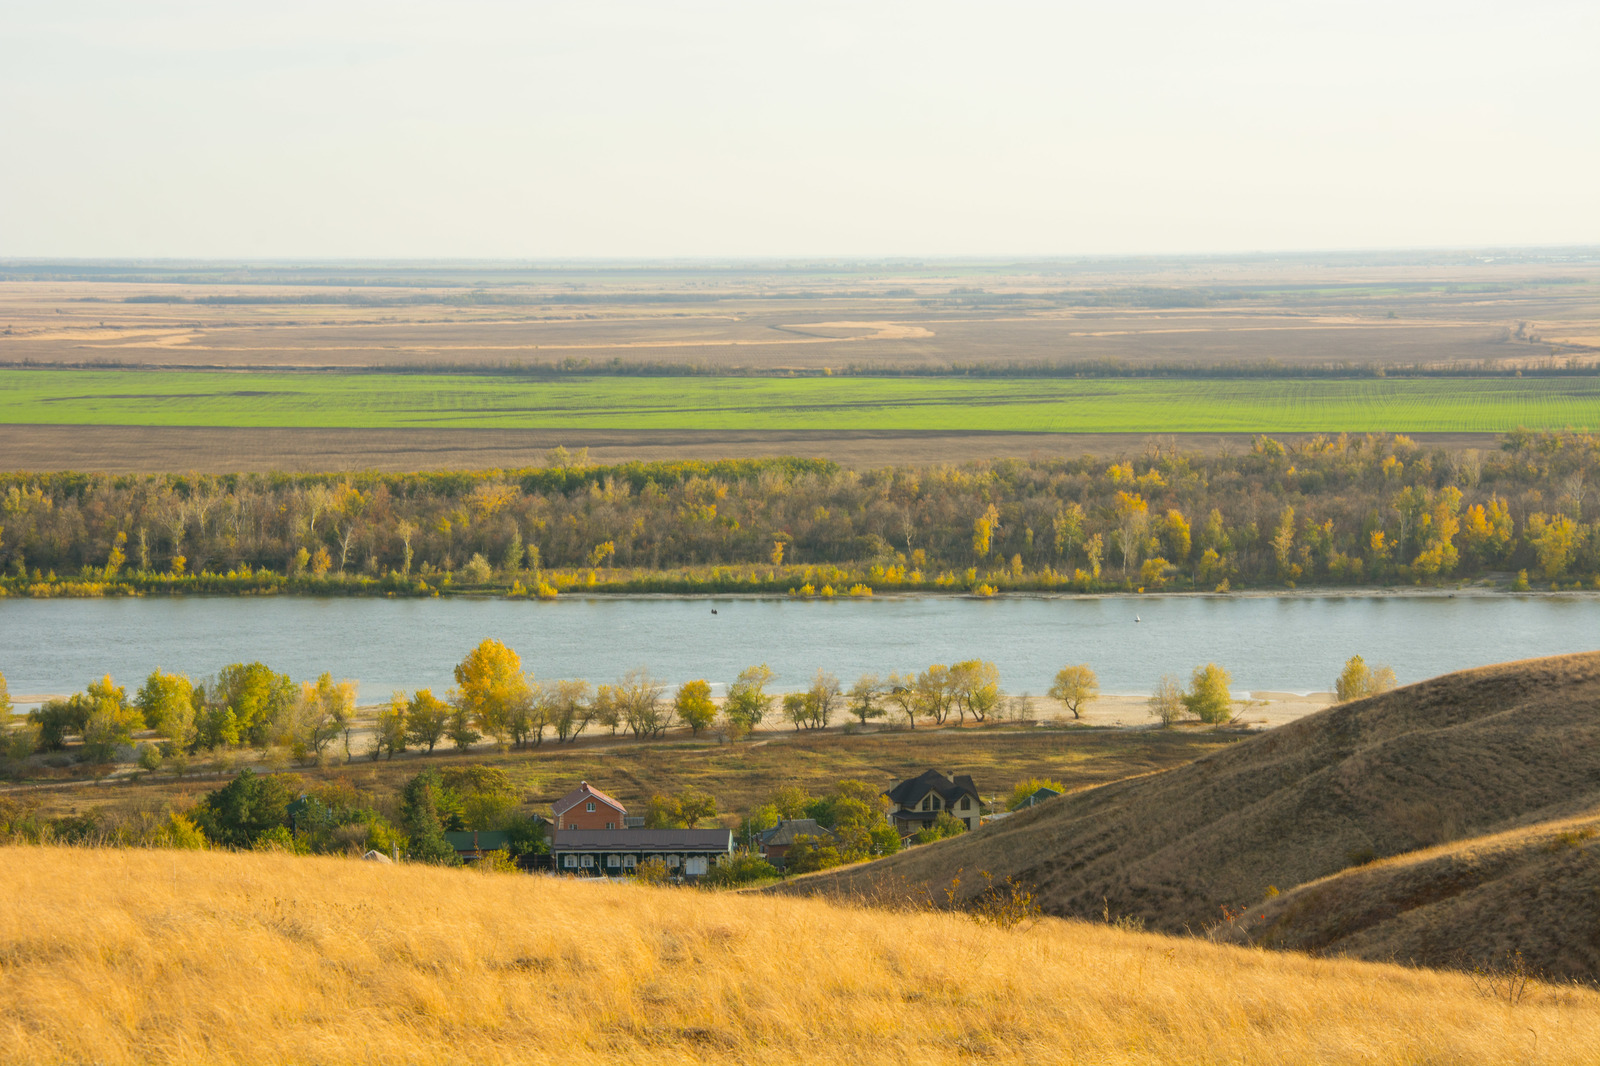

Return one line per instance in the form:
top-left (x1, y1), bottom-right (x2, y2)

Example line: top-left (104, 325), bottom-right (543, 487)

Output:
top-left (551, 781), bottom-right (627, 840)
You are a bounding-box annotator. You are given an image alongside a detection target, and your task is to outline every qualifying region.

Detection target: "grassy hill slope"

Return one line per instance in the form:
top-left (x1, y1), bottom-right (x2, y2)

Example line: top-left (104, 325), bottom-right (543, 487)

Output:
top-left (774, 653), bottom-right (1600, 972)
top-left (1240, 810), bottom-right (1600, 979)
top-left (4, 846), bottom-right (1599, 1065)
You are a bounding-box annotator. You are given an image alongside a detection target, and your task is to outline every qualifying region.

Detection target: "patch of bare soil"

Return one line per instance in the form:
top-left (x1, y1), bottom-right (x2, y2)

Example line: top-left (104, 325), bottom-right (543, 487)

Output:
top-left (0, 425), bottom-right (1507, 473)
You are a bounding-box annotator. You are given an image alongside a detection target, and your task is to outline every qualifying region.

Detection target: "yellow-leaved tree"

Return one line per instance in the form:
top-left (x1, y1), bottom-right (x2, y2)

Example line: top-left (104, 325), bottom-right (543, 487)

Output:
top-left (452, 639), bottom-right (534, 749)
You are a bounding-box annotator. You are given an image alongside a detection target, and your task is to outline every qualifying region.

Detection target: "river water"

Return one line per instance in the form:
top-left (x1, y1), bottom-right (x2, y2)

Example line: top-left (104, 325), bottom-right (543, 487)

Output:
top-left (1, 594), bottom-right (1597, 704)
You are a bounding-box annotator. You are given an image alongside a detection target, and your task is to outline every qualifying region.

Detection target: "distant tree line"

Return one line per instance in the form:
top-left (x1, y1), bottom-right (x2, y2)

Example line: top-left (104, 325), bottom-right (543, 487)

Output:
top-left (1, 432), bottom-right (1596, 598)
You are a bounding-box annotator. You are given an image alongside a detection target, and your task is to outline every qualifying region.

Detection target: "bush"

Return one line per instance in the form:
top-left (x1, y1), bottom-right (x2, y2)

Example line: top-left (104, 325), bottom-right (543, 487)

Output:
top-left (701, 852), bottom-right (777, 888)
top-left (912, 812), bottom-right (967, 845)
top-left (1183, 663), bottom-right (1233, 724)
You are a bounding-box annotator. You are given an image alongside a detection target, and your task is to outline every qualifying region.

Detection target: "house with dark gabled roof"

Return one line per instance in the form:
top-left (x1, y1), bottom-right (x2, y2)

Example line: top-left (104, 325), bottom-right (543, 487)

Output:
top-left (551, 781), bottom-right (627, 840)
top-left (884, 770), bottom-right (982, 836)
top-left (757, 818), bottom-right (839, 871)
top-left (1021, 786), bottom-right (1062, 807)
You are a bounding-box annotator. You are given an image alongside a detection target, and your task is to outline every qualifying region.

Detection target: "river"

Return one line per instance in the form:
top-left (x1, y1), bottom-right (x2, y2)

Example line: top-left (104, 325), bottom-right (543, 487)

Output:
top-left (3, 593), bottom-right (1597, 704)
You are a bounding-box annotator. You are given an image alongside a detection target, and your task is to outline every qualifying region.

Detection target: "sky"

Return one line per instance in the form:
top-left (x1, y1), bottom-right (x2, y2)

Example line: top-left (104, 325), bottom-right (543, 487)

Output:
top-left (1, 1), bottom-right (1597, 258)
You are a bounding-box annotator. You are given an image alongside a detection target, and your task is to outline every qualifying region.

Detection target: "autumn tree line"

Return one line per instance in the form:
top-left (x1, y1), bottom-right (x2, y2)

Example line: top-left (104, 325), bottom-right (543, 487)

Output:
top-left (0, 640), bottom-right (1025, 774)
top-left (1, 431), bottom-right (1597, 598)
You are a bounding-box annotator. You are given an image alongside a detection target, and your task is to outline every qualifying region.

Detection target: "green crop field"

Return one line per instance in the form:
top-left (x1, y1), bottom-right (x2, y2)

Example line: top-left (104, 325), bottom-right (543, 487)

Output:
top-left (1, 369), bottom-right (1597, 433)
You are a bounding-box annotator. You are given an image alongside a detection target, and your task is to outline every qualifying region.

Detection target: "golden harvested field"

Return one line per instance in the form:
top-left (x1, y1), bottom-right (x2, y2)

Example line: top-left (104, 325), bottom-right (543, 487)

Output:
top-left (2, 257), bottom-right (1595, 372)
top-left (4, 846), bottom-right (1599, 1065)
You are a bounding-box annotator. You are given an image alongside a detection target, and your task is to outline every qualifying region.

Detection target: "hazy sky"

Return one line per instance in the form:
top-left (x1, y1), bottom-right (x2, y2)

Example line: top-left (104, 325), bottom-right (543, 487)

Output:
top-left (2, 1), bottom-right (1597, 258)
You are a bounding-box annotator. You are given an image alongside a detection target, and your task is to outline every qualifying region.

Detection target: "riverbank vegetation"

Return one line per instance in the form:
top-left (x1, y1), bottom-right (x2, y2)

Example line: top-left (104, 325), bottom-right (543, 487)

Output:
top-left (2, 430), bottom-right (1597, 598)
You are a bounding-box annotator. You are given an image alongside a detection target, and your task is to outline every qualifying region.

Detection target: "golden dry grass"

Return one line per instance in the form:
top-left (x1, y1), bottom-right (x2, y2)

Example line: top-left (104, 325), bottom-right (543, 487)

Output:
top-left (1246, 809), bottom-right (1600, 978)
top-left (5, 846), bottom-right (1600, 1065)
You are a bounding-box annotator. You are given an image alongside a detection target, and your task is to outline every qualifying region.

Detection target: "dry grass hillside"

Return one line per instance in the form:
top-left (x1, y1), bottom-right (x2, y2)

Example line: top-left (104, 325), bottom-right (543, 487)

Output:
top-left (774, 653), bottom-right (1600, 970)
top-left (1239, 810), bottom-right (1600, 979)
top-left (6, 846), bottom-right (1600, 1065)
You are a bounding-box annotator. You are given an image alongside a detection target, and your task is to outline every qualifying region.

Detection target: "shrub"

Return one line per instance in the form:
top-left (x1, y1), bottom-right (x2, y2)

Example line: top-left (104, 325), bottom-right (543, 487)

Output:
top-left (912, 812), bottom-right (967, 845)
top-left (701, 852), bottom-right (777, 888)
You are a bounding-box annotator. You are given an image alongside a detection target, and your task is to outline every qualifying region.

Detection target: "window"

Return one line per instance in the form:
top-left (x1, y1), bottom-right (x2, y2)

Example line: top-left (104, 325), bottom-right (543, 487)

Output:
top-left (606, 822), bottom-right (615, 830)
top-left (606, 855), bottom-right (621, 868)
top-left (960, 797), bottom-right (970, 811)
top-left (623, 855), bottom-right (637, 868)
top-left (567, 823), bottom-right (577, 830)
top-left (666, 855), bottom-right (680, 868)
top-left (920, 796), bottom-right (931, 811)
top-left (580, 855), bottom-right (594, 868)
top-left (585, 801), bottom-right (596, 812)
top-left (563, 855), bottom-right (577, 869)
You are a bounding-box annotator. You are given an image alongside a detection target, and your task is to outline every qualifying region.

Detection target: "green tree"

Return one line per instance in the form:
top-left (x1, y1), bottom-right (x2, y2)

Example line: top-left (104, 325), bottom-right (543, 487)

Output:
top-left (447, 703), bottom-right (481, 750)
top-left (399, 769), bottom-right (461, 865)
top-left (782, 692), bottom-right (810, 731)
top-left (724, 664), bottom-right (776, 732)
top-left (546, 678), bottom-right (595, 742)
top-left (806, 670), bottom-right (842, 729)
top-left (502, 529), bottom-right (525, 573)
top-left (135, 670), bottom-right (196, 748)
top-left (645, 789), bottom-right (718, 828)
top-left (847, 674), bottom-right (884, 724)
top-left (1183, 663), bottom-right (1234, 724)
top-left (81, 675), bottom-right (143, 763)
top-left (204, 662), bottom-right (296, 749)
top-left (949, 660), bottom-right (1001, 723)
top-left (914, 664), bottom-right (955, 726)
top-left (295, 672), bottom-right (356, 758)
top-left (1048, 664), bottom-right (1099, 720)
top-left (673, 679), bottom-right (716, 735)
top-left (372, 696), bottom-right (408, 760)
top-left (784, 833), bottom-right (844, 874)
top-left (404, 689), bottom-right (452, 753)
top-left (1052, 502), bottom-right (1085, 560)
top-left (194, 769), bottom-right (293, 848)
top-left (617, 668), bottom-right (669, 738)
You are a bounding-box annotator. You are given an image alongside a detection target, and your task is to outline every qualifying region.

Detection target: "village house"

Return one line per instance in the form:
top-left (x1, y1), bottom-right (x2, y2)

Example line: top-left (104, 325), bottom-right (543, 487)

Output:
top-left (546, 780), bottom-right (733, 879)
top-left (884, 770), bottom-right (982, 836)
top-left (757, 818), bottom-right (839, 871)
top-left (551, 781), bottom-right (627, 838)
top-left (443, 829), bottom-right (510, 864)
top-left (1020, 785), bottom-right (1062, 808)
top-left (550, 827), bottom-right (734, 879)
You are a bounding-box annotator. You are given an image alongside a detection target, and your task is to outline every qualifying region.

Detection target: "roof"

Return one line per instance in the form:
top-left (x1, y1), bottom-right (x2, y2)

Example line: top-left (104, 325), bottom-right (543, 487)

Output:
top-left (884, 770), bottom-right (981, 808)
top-left (1026, 787), bottom-right (1063, 804)
top-left (550, 828), bottom-right (734, 852)
top-left (552, 780), bottom-right (627, 818)
top-left (759, 819), bottom-right (837, 847)
top-left (443, 830), bottom-right (510, 851)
